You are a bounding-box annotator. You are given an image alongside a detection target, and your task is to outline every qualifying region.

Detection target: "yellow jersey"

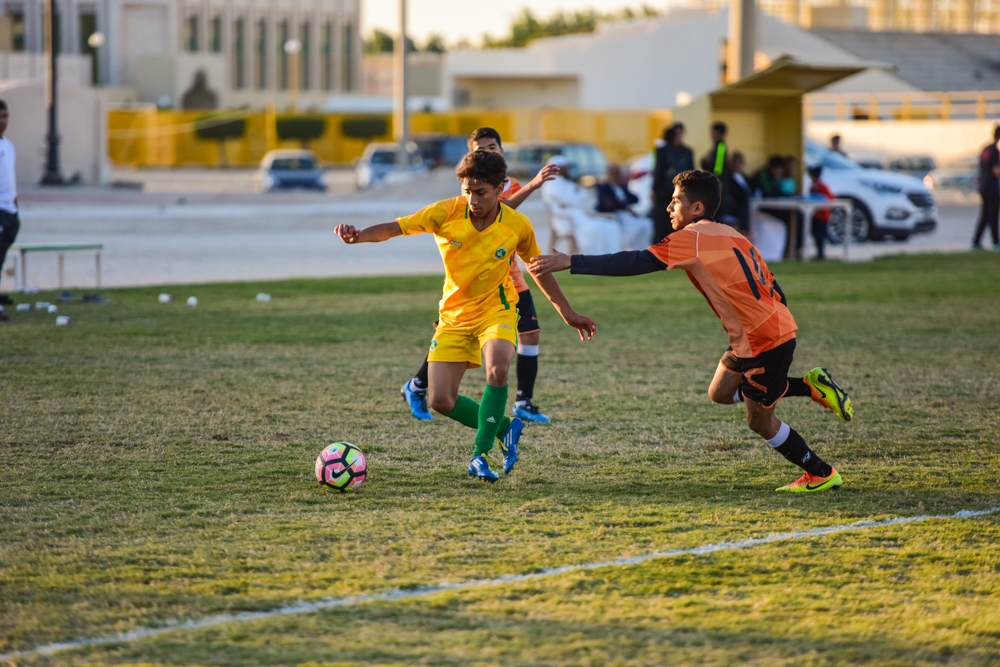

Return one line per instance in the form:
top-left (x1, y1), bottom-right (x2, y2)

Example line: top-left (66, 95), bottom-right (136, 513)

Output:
top-left (397, 196), bottom-right (542, 328)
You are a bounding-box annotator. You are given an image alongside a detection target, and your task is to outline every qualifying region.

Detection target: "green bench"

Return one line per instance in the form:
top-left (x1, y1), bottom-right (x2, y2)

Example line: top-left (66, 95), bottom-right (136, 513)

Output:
top-left (9, 243), bottom-right (104, 292)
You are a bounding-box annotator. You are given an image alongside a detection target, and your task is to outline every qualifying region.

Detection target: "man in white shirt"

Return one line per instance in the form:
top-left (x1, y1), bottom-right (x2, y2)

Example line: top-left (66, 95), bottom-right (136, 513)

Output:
top-left (540, 156), bottom-right (620, 255)
top-left (0, 99), bottom-right (18, 305)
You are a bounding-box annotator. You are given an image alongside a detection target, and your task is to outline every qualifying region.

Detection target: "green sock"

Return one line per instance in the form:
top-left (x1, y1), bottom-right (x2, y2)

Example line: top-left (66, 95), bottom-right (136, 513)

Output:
top-left (473, 384), bottom-right (508, 456)
top-left (443, 395), bottom-right (480, 430)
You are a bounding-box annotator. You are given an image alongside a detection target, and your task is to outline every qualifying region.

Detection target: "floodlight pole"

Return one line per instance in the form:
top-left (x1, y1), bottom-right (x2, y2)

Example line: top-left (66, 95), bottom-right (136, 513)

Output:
top-left (727, 0), bottom-right (756, 84)
top-left (393, 0), bottom-right (409, 171)
top-left (41, 0), bottom-right (65, 185)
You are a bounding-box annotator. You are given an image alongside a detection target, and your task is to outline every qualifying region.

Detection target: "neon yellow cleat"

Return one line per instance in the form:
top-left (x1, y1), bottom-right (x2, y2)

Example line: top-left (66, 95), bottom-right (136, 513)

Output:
top-left (804, 367), bottom-right (854, 422)
top-left (776, 468), bottom-right (843, 492)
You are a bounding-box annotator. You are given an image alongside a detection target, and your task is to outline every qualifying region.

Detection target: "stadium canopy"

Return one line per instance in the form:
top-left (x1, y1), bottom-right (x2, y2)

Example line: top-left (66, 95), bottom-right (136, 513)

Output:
top-left (673, 56), bottom-right (887, 175)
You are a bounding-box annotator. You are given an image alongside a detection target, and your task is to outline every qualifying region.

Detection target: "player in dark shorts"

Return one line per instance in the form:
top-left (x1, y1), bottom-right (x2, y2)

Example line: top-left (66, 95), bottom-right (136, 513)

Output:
top-left (402, 127), bottom-right (557, 423)
top-left (531, 170), bottom-right (855, 493)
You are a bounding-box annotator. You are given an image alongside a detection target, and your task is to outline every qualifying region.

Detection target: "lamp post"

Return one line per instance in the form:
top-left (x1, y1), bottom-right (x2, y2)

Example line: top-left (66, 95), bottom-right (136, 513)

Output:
top-left (41, 0), bottom-right (64, 185)
top-left (393, 0), bottom-right (408, 172)
top-left (87, 31), bottom-right (105, 86)
top-left (284, 38), bottom-right (302, 111)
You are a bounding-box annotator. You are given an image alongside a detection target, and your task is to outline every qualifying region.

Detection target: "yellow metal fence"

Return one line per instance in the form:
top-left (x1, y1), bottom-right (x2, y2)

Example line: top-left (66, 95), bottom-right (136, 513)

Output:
top-left (108, 107), bottom-right (675, 168)
top-left (805, 90), bottom-right (1000, 121)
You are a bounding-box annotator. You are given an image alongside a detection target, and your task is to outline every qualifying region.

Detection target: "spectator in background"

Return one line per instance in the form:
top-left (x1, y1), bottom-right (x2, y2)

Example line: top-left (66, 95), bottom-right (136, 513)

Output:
top-left (972, 125), bottom-right (1000, 250)
top-left (808, 165), bottom-right (835, 260)
top-left (651, 123), bottom-right (694, 242)
top-left (596, 163), bottom-right (652, 250)
top-left (700, 122), bottom-right (731, 179)
top-left (830, 134), bottom-right (847, 157)
top-left (542, 156), bottom-right (620, 255)
top-left (0, 99), bottom-right (18, 308)
top-left (753, 155), bottom-right (796, 259)
top-left (725, 151), bottom-right (752, 232)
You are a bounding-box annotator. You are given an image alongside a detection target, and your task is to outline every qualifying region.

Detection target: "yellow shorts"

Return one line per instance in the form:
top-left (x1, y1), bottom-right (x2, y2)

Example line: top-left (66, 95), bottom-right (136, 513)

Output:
top-left (428, 309), bottom-right (518, 369)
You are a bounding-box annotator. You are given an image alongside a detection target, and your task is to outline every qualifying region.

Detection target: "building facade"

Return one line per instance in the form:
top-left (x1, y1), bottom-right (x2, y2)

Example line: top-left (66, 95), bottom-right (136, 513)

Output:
top-left (0, 0), bottom-right (362, 108)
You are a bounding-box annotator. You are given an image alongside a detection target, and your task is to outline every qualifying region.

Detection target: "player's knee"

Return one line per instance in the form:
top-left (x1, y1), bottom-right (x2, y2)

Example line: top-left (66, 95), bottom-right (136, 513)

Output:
top-left (708, 385), bottom-right (729, 404)
top-left (485, 367), bottom-right (509, 387)
top-left (429, 394), bottom-right (456, 414)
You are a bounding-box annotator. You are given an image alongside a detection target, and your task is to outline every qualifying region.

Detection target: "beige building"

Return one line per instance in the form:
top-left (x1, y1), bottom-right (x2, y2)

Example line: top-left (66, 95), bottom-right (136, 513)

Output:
top-left (0, 0), bottom-right (362, 109)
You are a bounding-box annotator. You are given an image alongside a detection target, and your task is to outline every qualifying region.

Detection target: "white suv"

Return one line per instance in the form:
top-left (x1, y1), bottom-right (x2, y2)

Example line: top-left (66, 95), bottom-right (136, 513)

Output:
top-left (805, 140), bottom-right (937, 242)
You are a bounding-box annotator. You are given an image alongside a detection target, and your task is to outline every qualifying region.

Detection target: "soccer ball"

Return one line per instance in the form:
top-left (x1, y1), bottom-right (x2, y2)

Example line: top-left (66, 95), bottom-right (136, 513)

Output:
top-left (315, 442), bottom-right (367, 493)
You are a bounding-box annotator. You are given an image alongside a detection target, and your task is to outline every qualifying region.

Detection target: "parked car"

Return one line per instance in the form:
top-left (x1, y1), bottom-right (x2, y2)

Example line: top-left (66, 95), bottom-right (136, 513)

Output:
top-left (885, 155), bottom-right (937, 180)
top-left (804, 140), bottom-right (937, 242)
top-left (255, 150), bottom-right (327, 192)
top-left (412, 134), bottom-right (469, 169)
top-left (356, 142), bottom-right (427, 190)
top-left (505, 142), bottom-right (609, 186)
top-left (923, 156), bottom-right (979, 192)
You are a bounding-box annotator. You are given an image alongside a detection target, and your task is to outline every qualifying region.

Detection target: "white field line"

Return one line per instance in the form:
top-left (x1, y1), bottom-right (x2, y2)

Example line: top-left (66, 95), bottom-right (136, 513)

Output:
top-left (3, 507), bottom-right (997, 660)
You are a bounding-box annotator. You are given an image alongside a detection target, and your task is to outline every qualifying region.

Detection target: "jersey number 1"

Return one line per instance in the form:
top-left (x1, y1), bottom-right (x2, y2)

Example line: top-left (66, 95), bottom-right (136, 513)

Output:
top-left (733, 248), bottom-right (774, 301)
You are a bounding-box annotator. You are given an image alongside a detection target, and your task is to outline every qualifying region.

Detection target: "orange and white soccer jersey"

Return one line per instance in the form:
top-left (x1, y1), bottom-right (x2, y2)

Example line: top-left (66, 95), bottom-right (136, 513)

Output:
top-left (647, 220), bottom-right (797, 358)
top-left (397, 196), bottom-right (542, 328)
top-left (499, 178), bottom-right (531, 292)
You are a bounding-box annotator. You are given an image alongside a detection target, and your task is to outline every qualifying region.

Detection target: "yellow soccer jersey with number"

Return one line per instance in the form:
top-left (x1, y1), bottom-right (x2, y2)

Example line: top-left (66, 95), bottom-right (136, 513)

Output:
top-left (397, 197), bottom-right (542, 329)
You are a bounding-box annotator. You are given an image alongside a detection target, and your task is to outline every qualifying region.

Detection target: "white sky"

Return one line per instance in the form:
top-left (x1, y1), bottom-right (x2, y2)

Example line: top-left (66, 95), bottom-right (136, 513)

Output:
top-left (361, 0), bottom-right (672, 46)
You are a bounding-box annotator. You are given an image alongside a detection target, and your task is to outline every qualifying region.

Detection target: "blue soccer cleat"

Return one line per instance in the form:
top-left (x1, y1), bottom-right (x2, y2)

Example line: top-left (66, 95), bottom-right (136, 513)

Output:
top-left (467, 455), bottom-right (499, 483)
top-left (400, 380), bottom-right (433, 421)
top-left (495, 417), bottom-right (523, 475)
top-left (512, 399), bottom-right (551, 423)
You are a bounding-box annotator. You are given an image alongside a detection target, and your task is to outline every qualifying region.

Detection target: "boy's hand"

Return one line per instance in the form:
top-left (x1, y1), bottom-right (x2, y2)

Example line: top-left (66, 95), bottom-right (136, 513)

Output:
top-left (527, 163), bottom-right (559, 190)
top-left (335, 224), bottom-right (361, 244)
top-left (528, 249), bottom-right (572, 277)
top-left (563, 311), bottom-right (597, 341)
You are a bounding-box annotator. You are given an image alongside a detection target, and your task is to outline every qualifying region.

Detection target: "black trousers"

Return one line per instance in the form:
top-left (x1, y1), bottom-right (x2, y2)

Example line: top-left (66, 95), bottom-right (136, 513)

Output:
top-left (0, 209), bottom-right (20, 278)
top-left (811, 215), bottom-right (828, 260)
top-left (973, 191), bottom-right (1000, 247)
top-left (651, 191), bottom-right (673, 244)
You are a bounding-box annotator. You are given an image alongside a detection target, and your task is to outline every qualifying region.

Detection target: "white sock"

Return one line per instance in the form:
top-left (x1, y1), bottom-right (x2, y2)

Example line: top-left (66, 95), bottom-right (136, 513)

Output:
top-left (766, 421), bottom-right (791, 448)
top-left (515, 399), bottom-right (528, 407)
top-left (408, 378), bottom-right (425, 393)
top-left (517, 343), bottom-right (539, 356)
top-left (732, 389), bottom-right (743, 403)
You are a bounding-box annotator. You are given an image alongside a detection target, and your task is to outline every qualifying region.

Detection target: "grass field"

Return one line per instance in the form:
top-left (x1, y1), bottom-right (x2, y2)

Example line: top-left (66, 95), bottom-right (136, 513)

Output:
top-left (2, 252), bottom-right (999, 666)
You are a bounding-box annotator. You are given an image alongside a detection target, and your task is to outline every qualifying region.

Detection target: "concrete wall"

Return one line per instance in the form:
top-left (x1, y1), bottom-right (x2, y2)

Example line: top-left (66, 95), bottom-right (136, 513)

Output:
top-left (0, 53), bottom-right (93, 87)
top-left (0, 79), bottom-right (109, 186)
top-left (455, 77), bottom-right (579, 109)
top-left (807, 119), bottom-right (1000, 164)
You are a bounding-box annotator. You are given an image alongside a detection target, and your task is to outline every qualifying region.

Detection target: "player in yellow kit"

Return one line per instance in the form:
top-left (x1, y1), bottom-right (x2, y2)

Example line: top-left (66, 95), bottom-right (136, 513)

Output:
top-left (335, 150), bottom-right (595, 482)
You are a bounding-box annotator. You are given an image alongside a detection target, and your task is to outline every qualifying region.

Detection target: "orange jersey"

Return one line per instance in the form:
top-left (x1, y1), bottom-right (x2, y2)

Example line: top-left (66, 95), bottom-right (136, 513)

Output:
top-left (647, 220), bottom-right (797, 357)
top-left (500, 178), bottom-right (530, 292)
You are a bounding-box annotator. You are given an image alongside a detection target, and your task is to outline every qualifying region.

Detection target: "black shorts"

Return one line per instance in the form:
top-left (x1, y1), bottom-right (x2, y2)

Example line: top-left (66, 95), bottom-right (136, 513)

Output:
top-left (516, 289), bottom-right (540, 334)
top-left (720, 338), bottom-right (796, 408)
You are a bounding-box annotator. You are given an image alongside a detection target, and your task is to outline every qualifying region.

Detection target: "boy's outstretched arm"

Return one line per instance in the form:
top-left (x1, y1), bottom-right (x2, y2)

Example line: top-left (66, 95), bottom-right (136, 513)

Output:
top-left (503, 164), bottom-right (559, 210)
top-left (335, 222), bottom-right (403, 244)
top-left (529, 249), bottom-right (667, 277)
top-left (530, 271), bottom-right (597, 341)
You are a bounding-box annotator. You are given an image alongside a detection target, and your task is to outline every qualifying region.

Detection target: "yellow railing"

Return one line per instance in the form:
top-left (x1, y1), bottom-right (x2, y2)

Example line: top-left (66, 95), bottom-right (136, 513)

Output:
top-left (805, 90), bottom-right (1000, 121)
top-left (107, 107), bottom-right (674, 168)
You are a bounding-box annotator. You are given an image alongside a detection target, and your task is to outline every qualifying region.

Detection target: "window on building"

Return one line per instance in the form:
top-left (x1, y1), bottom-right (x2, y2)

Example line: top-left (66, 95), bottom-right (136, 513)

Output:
top-left (210, 16), bottom-right (222, 53)
top-left (186, 15), bottom-right (199, 52)
top-left (278, 20), bottom-right (289, 90)
top-left (255, 19), bottom-right (267, 89)
top-left (79, 13), bottom-right (98, 84)
top-left (8, 11), bottom-right (25, 51)
top-left (322, 21), bottom-right (334, 91)
top-left (342, 22), bottom-right (354, 91)
top-left (300, 21), bottom-right (311, 90)
top-left (233, 18), bottom-right (246, 89)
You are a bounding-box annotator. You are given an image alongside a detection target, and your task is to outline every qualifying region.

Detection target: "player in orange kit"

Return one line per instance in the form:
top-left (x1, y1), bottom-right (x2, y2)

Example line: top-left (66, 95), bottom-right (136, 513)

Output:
top-left (401, 127), bottom-right (559, 423)
top-left (529, 169), bottom-right (854, 492)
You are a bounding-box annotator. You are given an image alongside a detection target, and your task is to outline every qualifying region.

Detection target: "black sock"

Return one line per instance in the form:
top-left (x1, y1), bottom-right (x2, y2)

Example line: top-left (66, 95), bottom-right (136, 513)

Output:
top-left (786, 377), bottom-right (812, 397)
top-left (773, 427), bottom-right (833, 477)
top-left (515, 354), bottom-right (538, 402)
top-left (413, 358), bottom-right (429, 390)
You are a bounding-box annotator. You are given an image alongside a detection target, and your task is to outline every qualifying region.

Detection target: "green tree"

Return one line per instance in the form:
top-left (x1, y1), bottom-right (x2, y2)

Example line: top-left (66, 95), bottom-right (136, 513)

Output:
top-left (424, 34), bottom-right (446, 53)
top-left (194, 116), bottom-right (246, 167)
top-left (484, 5), bottom-right (657, 48)
top-left (276, 116), bottom-right (327, 149)
top-left (365, 29), bottom-right (416, 55)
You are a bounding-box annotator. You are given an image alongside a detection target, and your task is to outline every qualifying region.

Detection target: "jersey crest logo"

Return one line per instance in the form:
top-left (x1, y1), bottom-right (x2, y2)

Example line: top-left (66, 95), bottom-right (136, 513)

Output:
top-left (430, 339), bottom-right (439, 350)
top-left (494, 248), bottom-right (507, 260)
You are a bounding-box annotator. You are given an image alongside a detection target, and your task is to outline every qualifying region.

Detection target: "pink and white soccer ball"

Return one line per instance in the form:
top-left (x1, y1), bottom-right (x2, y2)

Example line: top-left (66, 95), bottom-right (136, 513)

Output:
top-left (315, 442), bottom-right (367, 492)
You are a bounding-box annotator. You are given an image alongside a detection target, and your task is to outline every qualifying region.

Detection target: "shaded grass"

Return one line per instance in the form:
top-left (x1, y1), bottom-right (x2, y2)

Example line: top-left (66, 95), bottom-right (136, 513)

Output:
top-left (1, 252), bottom-right (999, 665)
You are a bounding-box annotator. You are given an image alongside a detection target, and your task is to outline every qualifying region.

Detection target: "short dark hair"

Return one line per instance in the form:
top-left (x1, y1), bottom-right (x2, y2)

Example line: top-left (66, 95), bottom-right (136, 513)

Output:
top-left (468, 127), bottom-right (502, 151)
top-left (994, 125), bottom-right (1000, 142)
top-left (673, 169), bottom-right (721, 217)
top-left (0, 99), bottom-right (7, 112)
top-left (711, 121), bottom-right (727, 136)
top-left (456, 149), bottom-right (507, 187)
